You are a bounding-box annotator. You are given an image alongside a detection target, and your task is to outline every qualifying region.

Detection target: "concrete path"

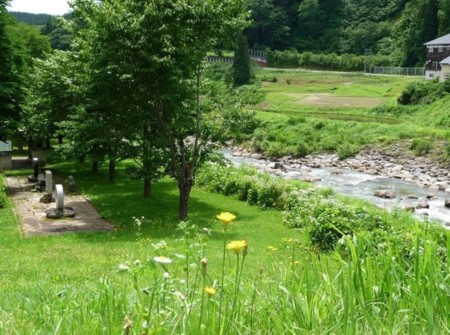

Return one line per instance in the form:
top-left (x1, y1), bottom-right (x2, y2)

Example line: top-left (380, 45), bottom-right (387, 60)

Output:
top-left (5, 176), bottom-right (114, 237)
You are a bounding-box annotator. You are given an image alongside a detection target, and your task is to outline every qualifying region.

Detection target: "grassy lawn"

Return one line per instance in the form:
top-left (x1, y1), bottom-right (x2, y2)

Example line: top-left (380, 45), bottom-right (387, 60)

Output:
top-left (1, 155), bottom-right (450, 333)
top-left (1, 159), bottom-right (295, 296)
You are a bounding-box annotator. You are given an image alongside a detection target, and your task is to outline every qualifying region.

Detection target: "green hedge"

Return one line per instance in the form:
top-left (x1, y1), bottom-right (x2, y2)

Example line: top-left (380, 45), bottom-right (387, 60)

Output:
top-left (195, 162), bottom-right (307, 209)
top-left (265, 49), bottom-right (396, 71)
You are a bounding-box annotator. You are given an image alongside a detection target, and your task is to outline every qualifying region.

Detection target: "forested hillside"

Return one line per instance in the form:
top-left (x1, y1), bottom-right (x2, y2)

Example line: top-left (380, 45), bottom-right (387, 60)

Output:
top-left (9, 11), bottom-right (51, 25)
top-left (245, 0), bottom-right (450, 66)
top-left (8, 1), bottom-right (450, 66)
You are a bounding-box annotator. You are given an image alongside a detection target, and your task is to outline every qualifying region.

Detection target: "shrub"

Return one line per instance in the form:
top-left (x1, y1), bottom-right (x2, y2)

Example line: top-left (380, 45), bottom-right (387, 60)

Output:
top-left (410, 139), bottom-right (432, 156)
top-left (336, 143), bottom-right (359, 159)
top-left (0, 183), bottom-right (6, 209)
top-left (196, 162), bottom-right (307, 210)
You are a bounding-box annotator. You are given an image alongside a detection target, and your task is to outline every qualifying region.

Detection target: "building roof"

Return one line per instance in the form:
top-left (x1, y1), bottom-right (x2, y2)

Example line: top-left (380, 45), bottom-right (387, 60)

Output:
top-left (440, 56), bottom-right (450, 65)
top-left (425, 33), bottom-right (450, 45)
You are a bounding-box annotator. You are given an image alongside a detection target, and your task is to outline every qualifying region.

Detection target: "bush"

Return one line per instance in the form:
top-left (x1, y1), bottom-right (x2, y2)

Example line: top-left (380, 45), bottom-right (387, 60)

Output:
top-left (0, 184), bottom-right (6, 209)
top-left (283, 189), bottom-right (390, 252)
top-left (336, 143), bottom-right (359, 159)
top-left (196, 162), bottom-right (307, 210)
top-left (410, 139), bottom-right (432, 156)
top-left (397, 80), bottom-right (447, 105)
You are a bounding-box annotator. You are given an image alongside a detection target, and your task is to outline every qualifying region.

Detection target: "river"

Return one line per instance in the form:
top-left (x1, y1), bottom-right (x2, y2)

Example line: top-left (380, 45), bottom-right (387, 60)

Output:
top-left (221, 148), bottom-right (450, 227)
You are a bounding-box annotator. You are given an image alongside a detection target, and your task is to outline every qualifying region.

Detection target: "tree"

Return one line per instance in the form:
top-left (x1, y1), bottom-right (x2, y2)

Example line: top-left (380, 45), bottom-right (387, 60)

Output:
top-left (232, 32), bottom-right (252, 86)
top-left (71, 0), bottom-right (247, 220)
top-left (0, 0), bottom-right (21, 140)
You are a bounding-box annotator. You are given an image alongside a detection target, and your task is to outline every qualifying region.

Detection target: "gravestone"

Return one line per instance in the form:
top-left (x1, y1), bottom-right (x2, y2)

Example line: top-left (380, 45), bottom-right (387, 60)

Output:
top-left (56, 184), bottom-right (64, 210)
top-left (46, 184), bottom-right (75, 219)
top-left (45, 170), bottom-right (53, 195)
top-left (68, 175), bottom-right (76, 192)
top-left (27, 158), bottom-right (39, 182)
top-left (39, 170), bottom-right (54, 203)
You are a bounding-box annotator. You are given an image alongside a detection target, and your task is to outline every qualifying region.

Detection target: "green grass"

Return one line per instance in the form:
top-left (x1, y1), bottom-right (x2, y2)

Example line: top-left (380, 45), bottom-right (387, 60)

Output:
top-left (1, 157), bottom-right (450, 333)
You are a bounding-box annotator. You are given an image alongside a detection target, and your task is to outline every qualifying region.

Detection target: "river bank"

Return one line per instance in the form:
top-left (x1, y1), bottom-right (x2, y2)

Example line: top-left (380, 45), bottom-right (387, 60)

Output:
top-left (225, 143), bottom-right (450, 225)
top-left (229, 143), bottom-right (450, 192)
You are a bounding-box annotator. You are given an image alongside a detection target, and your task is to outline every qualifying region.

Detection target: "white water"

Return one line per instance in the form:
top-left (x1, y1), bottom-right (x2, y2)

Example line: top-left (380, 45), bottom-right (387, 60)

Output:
top-left (222, 149), bottom-right (450, 226)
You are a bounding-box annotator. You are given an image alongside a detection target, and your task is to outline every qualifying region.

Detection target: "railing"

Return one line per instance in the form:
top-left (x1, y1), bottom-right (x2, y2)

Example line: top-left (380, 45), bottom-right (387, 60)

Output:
top-left (206, 49), bottom-right (267, 66)
top-left (373, 67), bottom-right (425, 76)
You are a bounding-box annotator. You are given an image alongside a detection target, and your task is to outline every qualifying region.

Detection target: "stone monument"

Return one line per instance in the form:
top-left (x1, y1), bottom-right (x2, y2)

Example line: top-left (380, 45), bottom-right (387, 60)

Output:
top-left (45, 184), bottom-right (75, 219)
top-left (39, 170), bottom-right (54, 203)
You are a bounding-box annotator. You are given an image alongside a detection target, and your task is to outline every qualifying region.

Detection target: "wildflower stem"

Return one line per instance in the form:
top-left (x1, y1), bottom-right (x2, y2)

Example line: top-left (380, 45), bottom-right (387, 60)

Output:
top-left (218, 230), bottom-right (227, 332)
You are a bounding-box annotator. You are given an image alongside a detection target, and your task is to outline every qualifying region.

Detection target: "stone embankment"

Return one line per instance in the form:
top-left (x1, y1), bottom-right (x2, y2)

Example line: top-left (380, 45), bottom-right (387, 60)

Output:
top-left (229, 145), bottom-right (450, 193)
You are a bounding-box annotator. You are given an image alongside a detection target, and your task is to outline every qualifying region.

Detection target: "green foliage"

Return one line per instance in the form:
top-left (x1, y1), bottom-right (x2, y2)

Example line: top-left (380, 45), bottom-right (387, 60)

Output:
top-left (0, 180), bottom-right (6, 209)
top-left (203, 62), bottom-right (231, 82)
top-left (196, 162), bottom-right (307, 209)
top-left (281, 188), bottom-right (444, 255)
top-left (232, 32), bottom-right (252, 86)
top-left (266, 49), bottom-right (397, 71)
top-left (397, 80), bottom-right (449, 105)
top-left (336, 142), bottom-right (360, 159)
top-left (410, 138), bottom-right (432, 156)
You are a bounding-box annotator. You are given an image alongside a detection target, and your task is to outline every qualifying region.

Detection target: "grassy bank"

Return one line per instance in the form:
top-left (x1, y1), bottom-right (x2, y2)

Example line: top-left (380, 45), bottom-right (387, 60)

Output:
top-left (239, 69), bottom-right (450, 160)
top-left (1, 157), bottom-right (450, 333)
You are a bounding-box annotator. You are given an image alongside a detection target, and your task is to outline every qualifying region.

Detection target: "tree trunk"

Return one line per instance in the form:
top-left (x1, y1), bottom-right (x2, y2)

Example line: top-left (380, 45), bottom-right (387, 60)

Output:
top-left (109, 159), bottom-right (116, 183)
top-left (142, 125), bottom-right (152, 198)
top-left (92, 161), bottom-right (99, 173)
top-left (28, 137), bottom-right (33, 158)
top-left (178, 181), bottom-right (192, 221)
top-left (144, 177), bottom-right (151, 198)
top-left (17, 135), bottom-right (23, 152)
top-left (45, 138), bottom-right (51, 149)
top-left (79, 156), bottom-right (85, 163)
top-left (57, 135), bottom-right (63, 145)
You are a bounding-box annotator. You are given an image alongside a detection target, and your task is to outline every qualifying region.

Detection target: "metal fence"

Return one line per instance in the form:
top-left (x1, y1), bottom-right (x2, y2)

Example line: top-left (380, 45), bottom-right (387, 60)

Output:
top-left (373, 67), bottom-right (425, 76)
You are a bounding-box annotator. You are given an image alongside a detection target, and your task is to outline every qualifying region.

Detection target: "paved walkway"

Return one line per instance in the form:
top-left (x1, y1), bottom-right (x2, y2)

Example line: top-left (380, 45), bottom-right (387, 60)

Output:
top-left (6, 176), bottom-right (115, 236)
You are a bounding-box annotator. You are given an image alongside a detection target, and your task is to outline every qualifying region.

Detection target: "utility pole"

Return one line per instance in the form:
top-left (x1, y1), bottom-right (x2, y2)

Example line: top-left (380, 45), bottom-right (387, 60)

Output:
top-left (364, 49), bottom-right (373, 74)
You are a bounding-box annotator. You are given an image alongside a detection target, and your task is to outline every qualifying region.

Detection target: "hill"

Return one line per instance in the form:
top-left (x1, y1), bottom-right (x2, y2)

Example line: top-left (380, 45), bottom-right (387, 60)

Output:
top-left (9, 11), bottom-right (53, 26)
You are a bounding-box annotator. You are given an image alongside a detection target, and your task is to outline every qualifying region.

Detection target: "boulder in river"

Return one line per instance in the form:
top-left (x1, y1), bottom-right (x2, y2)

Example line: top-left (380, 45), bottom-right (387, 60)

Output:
top-left (373, 190), bottom-right (396, 199)
top-left (416, 201), bottom-right (430, 209)
top-left (445, 199), bottom-right (450, 208)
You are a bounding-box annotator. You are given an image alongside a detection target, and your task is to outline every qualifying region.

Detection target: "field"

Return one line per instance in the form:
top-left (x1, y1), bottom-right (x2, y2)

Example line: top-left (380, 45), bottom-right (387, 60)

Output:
top-left (242, 69), bottom-right (450, 159)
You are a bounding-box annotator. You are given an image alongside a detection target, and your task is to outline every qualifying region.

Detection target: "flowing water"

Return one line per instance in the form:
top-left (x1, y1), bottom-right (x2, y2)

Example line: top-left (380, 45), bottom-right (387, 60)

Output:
top-left (221, 149), bottom-right (450, 226)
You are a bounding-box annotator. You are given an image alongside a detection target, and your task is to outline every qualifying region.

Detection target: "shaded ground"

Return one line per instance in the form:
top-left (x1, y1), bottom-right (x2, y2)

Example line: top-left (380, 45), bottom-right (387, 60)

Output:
top-left (284, 93), bottom-right (385, 108)
top-left (6, 176), bottom-right (114, 236)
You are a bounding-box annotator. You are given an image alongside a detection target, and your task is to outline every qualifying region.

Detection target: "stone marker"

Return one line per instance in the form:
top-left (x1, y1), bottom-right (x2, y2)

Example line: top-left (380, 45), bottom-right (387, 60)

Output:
top-left (45, 170), bottom-right (53, 195)
top-left (55, 184), bottom-right (64, 210)
top-left (68, 175), bottom-right (76, 192)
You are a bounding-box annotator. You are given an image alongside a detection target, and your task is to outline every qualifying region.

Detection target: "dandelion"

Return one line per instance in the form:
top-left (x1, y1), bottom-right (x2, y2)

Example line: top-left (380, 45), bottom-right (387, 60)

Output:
top-left (201, 257), bottom-right (208, 278)
top-left (226, 240), bottom-right (248, 255)
top-left (204, 287), bottom-right (216, 297)
top-left (134, 259), bottom-right (141, 266)
top-left (163, 272), bottom-right (170, 279)
top-left (154, 256), bottom-right (172, 264)
top-left (216, 211), bottom-right (236, 229)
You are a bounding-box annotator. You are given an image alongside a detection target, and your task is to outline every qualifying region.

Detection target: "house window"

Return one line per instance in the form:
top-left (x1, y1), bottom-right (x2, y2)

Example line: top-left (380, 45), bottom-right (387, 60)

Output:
top-left (433, 61), bottom-right (438, 70)
top-left (439, 46), bottom-right (444, 52)
top-left (430, 73), bottom-right (434, 78)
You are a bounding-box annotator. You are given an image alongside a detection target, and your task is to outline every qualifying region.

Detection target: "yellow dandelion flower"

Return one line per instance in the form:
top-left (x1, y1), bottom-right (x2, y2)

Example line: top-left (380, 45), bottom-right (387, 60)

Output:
top-left (216, 212), bottom-right (236, 226)
top-left (226, 240), bottom-right (248, 254)
top-left (204, 287), bottom-right (216, 297)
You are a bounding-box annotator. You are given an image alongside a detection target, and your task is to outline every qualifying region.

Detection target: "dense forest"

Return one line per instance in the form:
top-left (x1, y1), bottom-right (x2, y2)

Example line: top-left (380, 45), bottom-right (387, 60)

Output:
top-left (8, 0), bottom-right (450, 66)
top-left (245, 0), bottom-right (450, 66)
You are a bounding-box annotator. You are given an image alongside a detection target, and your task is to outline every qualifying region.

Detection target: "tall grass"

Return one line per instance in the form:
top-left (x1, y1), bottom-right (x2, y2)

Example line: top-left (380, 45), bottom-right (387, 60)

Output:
top-left (2, 218), bottom-right (449, 334)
